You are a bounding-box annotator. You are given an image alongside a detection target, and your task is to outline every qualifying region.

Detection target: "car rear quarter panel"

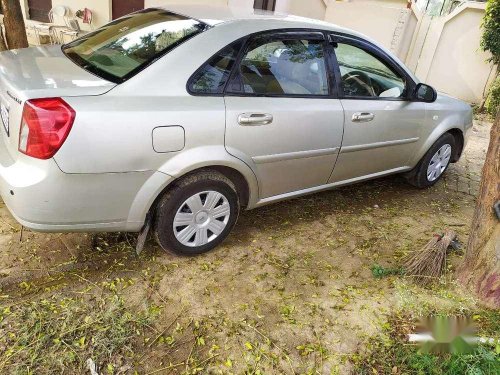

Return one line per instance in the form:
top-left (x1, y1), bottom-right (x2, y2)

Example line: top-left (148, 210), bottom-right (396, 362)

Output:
top-left (55, 21), bottom-right (272, 175)
top-left (54, 24), bottom-right (268, 217)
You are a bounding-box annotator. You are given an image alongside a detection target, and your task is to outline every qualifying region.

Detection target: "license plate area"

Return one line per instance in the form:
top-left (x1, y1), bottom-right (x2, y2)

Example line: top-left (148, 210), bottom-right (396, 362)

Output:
top-left (1, 102), bottom-right (9, 137)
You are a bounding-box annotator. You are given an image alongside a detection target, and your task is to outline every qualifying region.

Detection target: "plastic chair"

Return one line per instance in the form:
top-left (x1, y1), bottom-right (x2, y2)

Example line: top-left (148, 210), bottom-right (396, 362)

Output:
top-left (32, 5), bottom-right (70, 44)
top-left (60, 8), bottom-right (94, 42)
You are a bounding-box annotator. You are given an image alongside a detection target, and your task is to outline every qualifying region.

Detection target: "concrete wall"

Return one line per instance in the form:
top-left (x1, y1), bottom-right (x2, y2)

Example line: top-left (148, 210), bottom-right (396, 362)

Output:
top-left (18, 0), bottom-right (111, 28)
top-left (324, 0), bottom-right (411, 58)
top-left (148, 0), bottom-right (327, 18)
top-left (324, 0), bottom-right (495, 103)
top-left (14, 0), bottom-right (495, 102)
top-left (147, 0), bottom-right (229, 8)
top-left (398, 9), bottom-right (419, 62)
top-left (275, 0), bottom-right (326, 20)
top-left (412, 3), bottom-right (496, 103)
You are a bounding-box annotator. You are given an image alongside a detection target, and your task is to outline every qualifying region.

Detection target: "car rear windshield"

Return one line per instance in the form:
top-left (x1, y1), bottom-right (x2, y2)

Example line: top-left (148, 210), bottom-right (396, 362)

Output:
top-left (62, 9), bottom-right (208, 83)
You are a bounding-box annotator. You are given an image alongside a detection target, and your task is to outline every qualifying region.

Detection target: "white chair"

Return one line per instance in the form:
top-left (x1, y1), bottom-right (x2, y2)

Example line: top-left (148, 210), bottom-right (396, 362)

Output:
top-left (32, 5), bottom-right (70, 45)
top-left (60, 8), bottom-right (94, 42)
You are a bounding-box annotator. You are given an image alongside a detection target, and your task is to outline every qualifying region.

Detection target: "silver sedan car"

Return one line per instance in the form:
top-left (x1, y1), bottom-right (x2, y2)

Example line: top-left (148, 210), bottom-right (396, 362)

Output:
top-left (0, 6), bottom-right (472, 255)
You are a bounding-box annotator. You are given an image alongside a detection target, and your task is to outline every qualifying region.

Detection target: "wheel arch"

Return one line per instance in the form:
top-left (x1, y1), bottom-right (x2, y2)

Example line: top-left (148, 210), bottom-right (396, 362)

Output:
top-left (163, 166), bottom-right (251, 208)
top-left (127, 163), bottom-right (257, 232)
top-left (447, 128), bottom-right (464, 162)
top-left (146, 166), bottom-right (252, 224)
top-left (409, 120), bottom-right (465, 168)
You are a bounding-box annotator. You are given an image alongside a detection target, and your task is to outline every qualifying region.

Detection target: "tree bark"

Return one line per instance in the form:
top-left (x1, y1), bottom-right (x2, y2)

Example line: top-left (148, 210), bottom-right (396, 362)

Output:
top-left (0, 26), bottom-right (8, 51)
top-left (1, 0), bottom-right (28, 49)
top-left (459, 112), bottom-right (500, 308)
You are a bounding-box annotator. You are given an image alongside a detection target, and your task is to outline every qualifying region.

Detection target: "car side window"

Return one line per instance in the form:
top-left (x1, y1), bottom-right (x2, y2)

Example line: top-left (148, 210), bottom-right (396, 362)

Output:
top-left (228, 37), bottom-right (329, 96)
top-left (334, 43), bottom-right (405, 99)
top-left (189, 42), bottom-right (242, 94)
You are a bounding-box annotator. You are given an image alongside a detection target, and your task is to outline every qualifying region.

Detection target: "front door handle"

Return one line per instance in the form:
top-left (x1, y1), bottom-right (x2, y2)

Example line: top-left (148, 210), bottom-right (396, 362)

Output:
top-left (352, 112), bottom-right (375, 123)
top-left (238, 113), bottom-right (274, 126)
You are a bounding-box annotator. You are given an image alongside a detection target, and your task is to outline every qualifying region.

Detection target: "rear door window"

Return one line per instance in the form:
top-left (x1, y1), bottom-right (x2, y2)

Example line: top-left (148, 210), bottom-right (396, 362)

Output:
top-left (189, 42), bottom-right (243, 95)
top-left (228, 36), bottom-right (330, 96)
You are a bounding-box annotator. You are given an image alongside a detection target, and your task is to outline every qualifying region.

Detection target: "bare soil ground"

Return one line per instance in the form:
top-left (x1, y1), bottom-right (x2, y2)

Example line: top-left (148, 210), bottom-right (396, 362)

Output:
top-left (0, 119), bottom-right (493, 374)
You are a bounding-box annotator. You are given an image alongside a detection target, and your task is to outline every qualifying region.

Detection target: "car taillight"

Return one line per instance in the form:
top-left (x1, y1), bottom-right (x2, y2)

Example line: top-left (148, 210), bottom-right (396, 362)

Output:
top-left (18, 98), bottom-right (75, 159)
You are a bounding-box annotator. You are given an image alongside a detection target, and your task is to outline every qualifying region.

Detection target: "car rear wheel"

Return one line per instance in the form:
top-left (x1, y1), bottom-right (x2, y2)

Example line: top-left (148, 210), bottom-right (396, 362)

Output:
top-left (154, 171), bottom-right (240, 256)
top-left (406, 133), bottom-right (455, 189)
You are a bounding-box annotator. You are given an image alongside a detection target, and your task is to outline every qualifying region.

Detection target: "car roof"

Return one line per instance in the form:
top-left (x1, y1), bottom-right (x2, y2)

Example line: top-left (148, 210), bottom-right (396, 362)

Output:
top-left (158, 4), bottom-right (348, 32)
top-left (154, 4), bottom-right (419, 84)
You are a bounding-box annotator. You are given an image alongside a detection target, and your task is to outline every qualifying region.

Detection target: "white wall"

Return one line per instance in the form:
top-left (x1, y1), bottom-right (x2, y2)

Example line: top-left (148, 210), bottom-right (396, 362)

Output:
top-left (146, 0), bottom-right (229, 7)
top-left (422, 6), bottom-right (496, 102)
top-left (228, 0), bottom-right (254, 9)
top-left (276, 0), bottom-right (326, 19)
top-left (325, 0), bottom-right (496, 103)
top-left (51, 0), bottom-right (112, 29)
top-left (17, 0), bottom-right (495, 102)
top-left (398, 10), bottom-right (418, 62)
top-left (19, 0), bottom-right (111, 29)
top-left (324, 0), bottom-right (410, 55)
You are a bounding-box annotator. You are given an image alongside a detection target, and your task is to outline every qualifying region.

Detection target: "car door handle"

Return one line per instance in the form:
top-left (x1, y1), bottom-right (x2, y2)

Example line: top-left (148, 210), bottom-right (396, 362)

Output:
top-left (352, 112), bottom-right (375, 123)
top-left (238, 113), bottom-right (274, 126)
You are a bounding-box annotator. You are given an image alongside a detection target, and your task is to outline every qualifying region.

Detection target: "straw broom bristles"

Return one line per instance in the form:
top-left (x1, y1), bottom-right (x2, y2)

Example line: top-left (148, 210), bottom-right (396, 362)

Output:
top-left (404, 229), bottom-right (457, 286)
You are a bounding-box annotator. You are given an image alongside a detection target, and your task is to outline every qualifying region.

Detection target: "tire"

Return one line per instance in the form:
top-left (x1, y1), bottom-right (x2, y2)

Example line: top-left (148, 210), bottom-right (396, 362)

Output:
top-left (154, 170), bottom-right (240, 256)
top-left (406, 133), bottom-right (455, 189)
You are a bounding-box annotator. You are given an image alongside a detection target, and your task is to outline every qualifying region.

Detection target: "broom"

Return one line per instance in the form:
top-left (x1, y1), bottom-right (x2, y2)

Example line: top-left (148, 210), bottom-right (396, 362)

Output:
top-left (404, 229), bottom-right (457, 286)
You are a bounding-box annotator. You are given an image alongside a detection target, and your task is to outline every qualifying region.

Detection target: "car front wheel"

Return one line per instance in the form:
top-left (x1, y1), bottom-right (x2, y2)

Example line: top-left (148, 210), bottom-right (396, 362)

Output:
top-left (407, 133), bottom-right (455, 189)
top-left (154, 170), bottom-right (240, 256)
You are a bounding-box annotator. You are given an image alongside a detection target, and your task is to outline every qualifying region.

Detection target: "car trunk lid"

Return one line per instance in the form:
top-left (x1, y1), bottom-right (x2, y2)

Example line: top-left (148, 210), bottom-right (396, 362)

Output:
top-left (0, 45), bottom-right (116, 162)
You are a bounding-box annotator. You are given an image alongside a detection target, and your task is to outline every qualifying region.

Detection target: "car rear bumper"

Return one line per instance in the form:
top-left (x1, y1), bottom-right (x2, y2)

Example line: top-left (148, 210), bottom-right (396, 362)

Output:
top-left (0, 148), bottom-right (164, 232)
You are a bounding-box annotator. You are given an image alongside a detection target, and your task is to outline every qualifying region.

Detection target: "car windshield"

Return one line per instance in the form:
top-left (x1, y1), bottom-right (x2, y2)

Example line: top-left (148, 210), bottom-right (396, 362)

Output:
top-left (62, 9), bottom-right (208, 83)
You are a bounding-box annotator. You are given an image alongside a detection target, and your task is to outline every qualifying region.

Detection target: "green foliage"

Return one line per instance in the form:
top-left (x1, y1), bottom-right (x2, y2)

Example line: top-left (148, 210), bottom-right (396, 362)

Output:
top-left (481, 0), bottom-right (500, 65)
top-left (485, 75), bottom-right (500, 117)
top-left (371, 264), bottom-right (404, 279)
top-left (352, 312), bottom-right (500, 375)
top-left (0, 294), bottom-right (159, 373)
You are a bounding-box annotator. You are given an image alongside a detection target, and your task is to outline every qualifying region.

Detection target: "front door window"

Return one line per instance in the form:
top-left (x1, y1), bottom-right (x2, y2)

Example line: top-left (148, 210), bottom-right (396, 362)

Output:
top-left (334, 43), bottom-right (406, 99)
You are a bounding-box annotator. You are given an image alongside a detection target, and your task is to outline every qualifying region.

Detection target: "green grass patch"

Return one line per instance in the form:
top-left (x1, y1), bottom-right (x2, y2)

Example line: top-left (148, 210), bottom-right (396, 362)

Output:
top-left (371, 264), bottom-right (404, 279)
top-left (0, 293), bottom-right (161, 374)
top-left (352, 312), bottom-right (500, 375)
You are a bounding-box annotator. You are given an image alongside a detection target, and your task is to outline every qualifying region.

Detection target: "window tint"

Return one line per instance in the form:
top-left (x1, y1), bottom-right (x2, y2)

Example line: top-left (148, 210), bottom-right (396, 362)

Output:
top-left (189, 43), bottom-right (242, 94)
top-left (230, 38), bottom-right (329, 96)
top-left (63, 9), bottom-right (207, 82)
top-left (335, 43), bottom-right (405, 99)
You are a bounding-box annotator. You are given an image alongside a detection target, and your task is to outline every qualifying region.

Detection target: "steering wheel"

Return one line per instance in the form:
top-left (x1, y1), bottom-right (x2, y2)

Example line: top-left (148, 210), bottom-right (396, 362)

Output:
top-left (342, 70), bottom-right (376, 97)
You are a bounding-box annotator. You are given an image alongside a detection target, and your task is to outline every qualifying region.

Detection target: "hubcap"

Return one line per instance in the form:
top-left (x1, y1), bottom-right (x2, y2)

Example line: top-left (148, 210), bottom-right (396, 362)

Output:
top-left (427, 144), bottom-right (452, 182)
top-left (173, 191), bottom-right (230, 247)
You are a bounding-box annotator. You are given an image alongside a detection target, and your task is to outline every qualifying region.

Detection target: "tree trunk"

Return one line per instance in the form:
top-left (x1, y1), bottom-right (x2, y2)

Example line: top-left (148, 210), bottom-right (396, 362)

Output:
top-left (459, 112), bottom-right (500, 308)
top-left (0, 26), bottom-right (8, 52)
top-left (1, 0), bottom-right (28, 49)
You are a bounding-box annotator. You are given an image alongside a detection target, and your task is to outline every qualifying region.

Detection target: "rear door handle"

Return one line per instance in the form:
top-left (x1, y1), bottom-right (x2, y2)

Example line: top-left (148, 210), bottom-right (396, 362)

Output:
top-left (238, 113), bottom-right (273, 126)
top-left (352, 112), bottom-right (375, 123)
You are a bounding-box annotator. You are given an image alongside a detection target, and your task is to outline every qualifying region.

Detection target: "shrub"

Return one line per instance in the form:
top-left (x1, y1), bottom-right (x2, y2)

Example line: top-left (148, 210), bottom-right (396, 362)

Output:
top-left (485, 76), bottom-right (500, 117)
top-left (481, 0), bottom-right (500, 65)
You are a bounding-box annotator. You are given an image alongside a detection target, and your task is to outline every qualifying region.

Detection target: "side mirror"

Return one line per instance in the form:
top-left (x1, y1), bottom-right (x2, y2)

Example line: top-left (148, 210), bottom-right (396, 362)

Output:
top-left (413, 83), bottom-right (437, 103)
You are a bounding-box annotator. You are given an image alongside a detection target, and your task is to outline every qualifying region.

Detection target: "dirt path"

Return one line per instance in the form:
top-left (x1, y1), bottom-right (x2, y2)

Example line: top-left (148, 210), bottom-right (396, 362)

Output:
top-left (0, 119), bottom-right (491, 374)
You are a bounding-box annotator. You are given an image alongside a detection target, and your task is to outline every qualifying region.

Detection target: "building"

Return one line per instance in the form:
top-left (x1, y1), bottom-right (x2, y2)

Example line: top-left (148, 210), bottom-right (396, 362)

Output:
top-left (3, 0), bottom-right (496, 103)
